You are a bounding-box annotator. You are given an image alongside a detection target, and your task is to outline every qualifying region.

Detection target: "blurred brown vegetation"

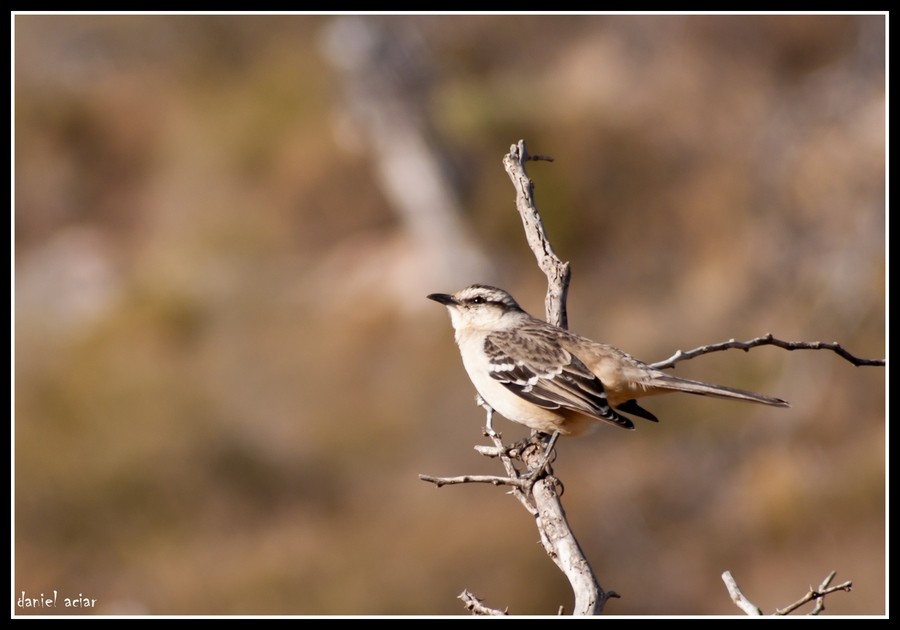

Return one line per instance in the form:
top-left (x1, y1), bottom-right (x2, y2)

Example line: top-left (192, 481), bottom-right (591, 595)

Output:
top-left (14, 14), bottom-right (885, 616)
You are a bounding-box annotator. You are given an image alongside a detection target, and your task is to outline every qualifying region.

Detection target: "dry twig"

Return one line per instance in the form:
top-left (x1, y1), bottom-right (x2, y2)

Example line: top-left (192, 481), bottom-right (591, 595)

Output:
top-left (651, 334), bottom-right (884, 371)
top-left (775, 571), bottom-right (853, 616)
top-left (722, 570), bottom-right (853, 616)
top-left (458, 590), bottom-right (508, 616)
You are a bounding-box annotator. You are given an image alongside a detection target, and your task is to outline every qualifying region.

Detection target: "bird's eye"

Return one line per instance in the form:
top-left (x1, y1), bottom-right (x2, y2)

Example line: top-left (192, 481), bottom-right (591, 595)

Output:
top-left (470, 296), bottom-right (486, 305)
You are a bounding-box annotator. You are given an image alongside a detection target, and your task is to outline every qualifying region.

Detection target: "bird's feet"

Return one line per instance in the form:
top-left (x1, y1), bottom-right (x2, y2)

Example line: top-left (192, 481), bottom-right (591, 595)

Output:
top-left (522, 431), bottom-right (560, 481)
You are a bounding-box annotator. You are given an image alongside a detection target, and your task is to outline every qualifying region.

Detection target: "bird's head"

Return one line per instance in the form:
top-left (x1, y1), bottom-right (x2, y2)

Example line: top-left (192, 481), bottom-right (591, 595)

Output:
top-left (427, 284), bottom-right (526, 334)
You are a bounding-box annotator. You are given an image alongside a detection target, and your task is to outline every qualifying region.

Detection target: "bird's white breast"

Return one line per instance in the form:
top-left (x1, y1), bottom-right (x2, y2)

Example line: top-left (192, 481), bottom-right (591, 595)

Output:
top-left (453, 329), bottom-right (573, 434)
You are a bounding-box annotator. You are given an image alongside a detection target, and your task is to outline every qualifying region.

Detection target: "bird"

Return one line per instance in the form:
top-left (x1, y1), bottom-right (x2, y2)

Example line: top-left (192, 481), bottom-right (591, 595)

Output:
top-left (428, 284), bottom-right (789, 438)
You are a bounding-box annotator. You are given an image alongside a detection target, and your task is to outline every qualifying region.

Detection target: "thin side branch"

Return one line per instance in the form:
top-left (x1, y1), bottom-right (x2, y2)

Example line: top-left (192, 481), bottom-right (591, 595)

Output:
top-left (722, 570), bottom-right (853, 616)
top-left (418, 473), bottom-right (528, 489)
top-left (421, 406), bottom-right (541, 510)
top-left (809, 572), bottom-right (838, 616)
top-left (651, 334), bottom-right (884, 371)
top-left (775, 571), bottom-right (853, 616)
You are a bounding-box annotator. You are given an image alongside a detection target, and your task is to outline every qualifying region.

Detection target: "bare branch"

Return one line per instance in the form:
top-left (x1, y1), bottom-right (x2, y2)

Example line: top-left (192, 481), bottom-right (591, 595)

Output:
top-left (420, 404), bottom-right (540, 516)
top-left (650, 334), bottom-right (884, 371)
top-left (502, 140), bottom-right (571, 329)
top-left (809, 571), bottom-right (837, 616)
top-left (775, 572), bottom-right (853, 616)
top-left (473, 444), bottom-right (505, 457)
top-left (520, 443), bottom-right (619, 614)
top-left (501, 140), bottom-right (616, 615)
top-left (723, 570), bottom-right (853, 616)
top-left (458, 590), bottom-right (508, 616)
top-left (418, 473), bottom-right (527, 489)
top-left (721, 571), bottom-right (763, 615)
top-left (421, 388), bottom-right (612, 614)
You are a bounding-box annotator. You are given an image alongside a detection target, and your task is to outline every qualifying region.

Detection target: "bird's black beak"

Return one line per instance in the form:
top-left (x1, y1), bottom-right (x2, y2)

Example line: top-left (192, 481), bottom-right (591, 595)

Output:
top-left (427, 293), bottom-right (457, 306)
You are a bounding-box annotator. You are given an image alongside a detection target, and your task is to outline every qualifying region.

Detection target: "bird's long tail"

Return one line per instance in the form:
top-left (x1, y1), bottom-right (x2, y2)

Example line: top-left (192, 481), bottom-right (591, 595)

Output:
top-left (648, 373), bottom-right (790, 407)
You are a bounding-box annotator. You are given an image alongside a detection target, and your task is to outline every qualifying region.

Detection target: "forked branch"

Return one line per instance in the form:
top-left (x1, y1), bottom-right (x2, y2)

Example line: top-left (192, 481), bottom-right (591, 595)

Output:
top-left (723, 570), bottom-right (853, 616)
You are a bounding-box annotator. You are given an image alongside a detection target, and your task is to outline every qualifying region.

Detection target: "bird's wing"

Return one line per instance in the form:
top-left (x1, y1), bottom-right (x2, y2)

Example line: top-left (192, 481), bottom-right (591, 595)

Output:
top-left (483, 327), bottom-right (634, 430)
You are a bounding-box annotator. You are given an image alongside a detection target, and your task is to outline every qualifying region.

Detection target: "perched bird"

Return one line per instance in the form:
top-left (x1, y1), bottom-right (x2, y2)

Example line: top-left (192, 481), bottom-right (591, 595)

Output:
top-left (428, 284), bottom-right (789, 437)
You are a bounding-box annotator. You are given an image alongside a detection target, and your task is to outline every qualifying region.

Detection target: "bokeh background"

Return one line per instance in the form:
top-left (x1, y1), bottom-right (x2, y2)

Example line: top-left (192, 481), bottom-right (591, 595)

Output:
top-left (13, 14), bottom-right (885, 616)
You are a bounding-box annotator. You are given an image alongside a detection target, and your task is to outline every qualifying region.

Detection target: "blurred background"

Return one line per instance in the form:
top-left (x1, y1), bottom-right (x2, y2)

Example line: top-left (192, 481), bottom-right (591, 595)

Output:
top-left (13, 14), bottom-right (885, 616)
